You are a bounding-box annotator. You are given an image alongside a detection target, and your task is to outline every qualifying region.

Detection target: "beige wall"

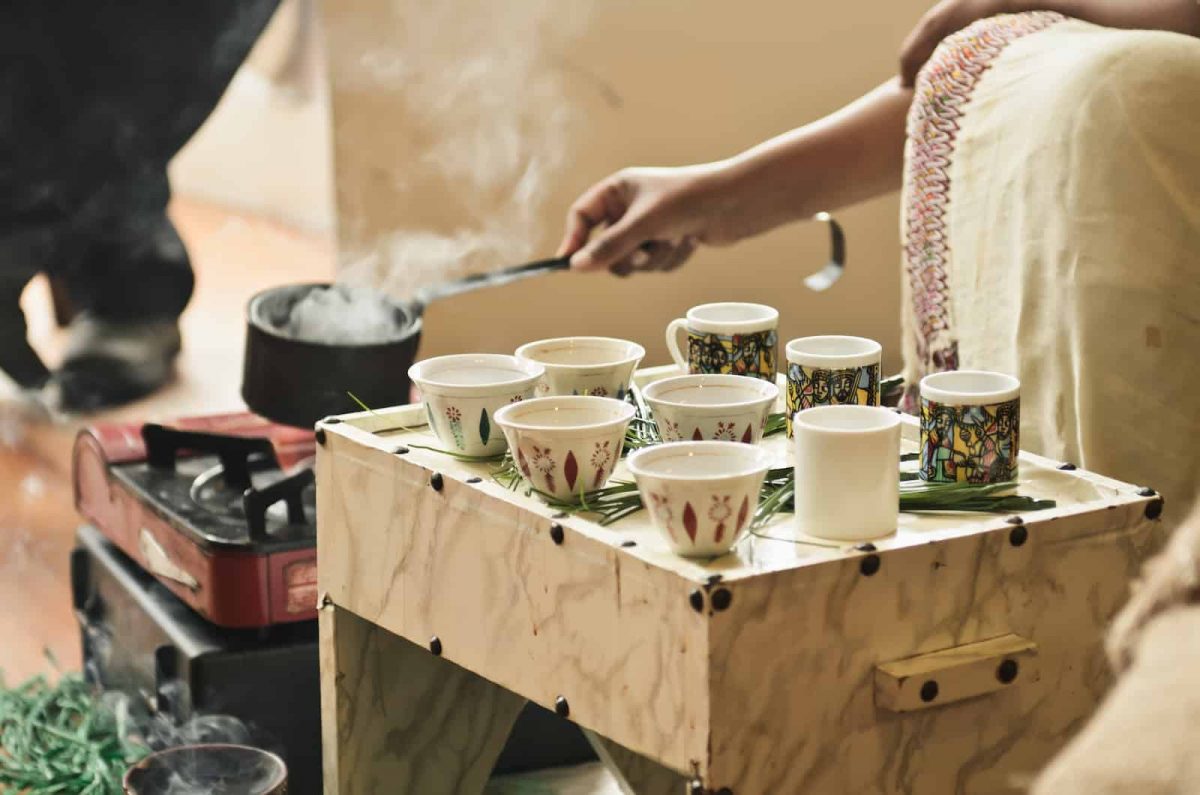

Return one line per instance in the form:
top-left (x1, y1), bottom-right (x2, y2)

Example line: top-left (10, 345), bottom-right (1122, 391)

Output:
top-left (170, 0), bottom-right (335, 232)
top-left (321, 1), bottom-right (929, 374)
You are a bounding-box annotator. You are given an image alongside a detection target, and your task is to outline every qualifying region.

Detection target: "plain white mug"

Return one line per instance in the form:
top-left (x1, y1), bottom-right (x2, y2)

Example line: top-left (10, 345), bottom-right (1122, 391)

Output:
top-left (793, 405), bottom-right (900, 541)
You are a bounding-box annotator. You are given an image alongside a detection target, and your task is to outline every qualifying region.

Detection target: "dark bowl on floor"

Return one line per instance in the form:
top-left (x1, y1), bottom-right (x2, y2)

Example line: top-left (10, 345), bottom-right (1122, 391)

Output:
top-left (242, 283), bottom-right (422, 429)
top-left (124, 743), bottom-right (288, 794)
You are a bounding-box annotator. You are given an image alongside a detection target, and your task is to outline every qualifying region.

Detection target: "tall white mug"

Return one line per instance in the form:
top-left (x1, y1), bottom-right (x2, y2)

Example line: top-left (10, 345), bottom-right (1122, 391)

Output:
top-left (793, 405), bottom-right (900, 541)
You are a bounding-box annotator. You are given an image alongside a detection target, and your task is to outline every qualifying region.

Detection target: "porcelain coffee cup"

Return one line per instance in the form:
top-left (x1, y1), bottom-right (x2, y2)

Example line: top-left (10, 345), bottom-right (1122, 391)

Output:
top-left (784, 335), bottom-right (882, 437)
top-left (643, 374), bottom-right (778, 444)
top-left (408, 354), bottom-right (544, 457)
top-left (793, 405), bottom-right (900, 541)
top-left (515, 337), bottom-right (645, 399)
top-left (918, 370), bottom-right (1020, 484)
top-left (665, 303), bottom-right (779, 381)
top-left (494, 395), bottom-right (635, 500)
top-left (627, 441), bottom-right (770, 557)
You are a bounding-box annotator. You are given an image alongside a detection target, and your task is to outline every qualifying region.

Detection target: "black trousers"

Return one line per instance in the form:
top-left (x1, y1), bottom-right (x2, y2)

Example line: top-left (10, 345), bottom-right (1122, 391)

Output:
top-left (0, 1), bottom-right (279, 388)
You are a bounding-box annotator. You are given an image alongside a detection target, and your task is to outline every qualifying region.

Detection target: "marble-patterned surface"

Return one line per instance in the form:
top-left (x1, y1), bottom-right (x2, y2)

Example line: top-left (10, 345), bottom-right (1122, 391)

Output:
top-left (318, 366), bottom-right (1165, 791)
top-left (704, 502), bottom-right (1160, 792)
top-left (317, 420), bottom-right (712, 776)
top-left (320, 603), bottom-right (527, 794)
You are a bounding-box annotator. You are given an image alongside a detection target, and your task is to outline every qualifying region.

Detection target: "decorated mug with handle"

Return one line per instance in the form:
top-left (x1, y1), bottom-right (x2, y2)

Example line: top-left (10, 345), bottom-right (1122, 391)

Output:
top-left (665, 302), bottom-right (779, 381)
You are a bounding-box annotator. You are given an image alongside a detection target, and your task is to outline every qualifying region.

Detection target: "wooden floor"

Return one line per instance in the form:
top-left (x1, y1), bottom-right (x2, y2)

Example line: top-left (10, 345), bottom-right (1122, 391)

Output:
top-left (0, 197), bottom-right (333, 683)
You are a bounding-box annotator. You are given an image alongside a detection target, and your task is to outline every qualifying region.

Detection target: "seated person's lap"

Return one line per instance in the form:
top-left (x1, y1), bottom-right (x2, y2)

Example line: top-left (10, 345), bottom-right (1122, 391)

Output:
top-left (904, 13), bottom-right (1200, 513)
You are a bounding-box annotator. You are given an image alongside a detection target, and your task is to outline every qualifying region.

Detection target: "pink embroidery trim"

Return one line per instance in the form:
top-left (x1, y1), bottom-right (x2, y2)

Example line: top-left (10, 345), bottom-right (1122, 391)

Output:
top-left (902, 12), bottom-right (1064, 410)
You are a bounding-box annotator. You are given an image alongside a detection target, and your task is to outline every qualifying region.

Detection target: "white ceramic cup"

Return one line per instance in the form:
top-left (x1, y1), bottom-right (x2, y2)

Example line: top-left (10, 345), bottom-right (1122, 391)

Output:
top-left (515, 337), bottom-right (645, 398)
top-left (627, 441), bottom-right (770, 558)
top-left (408, 354), bottom-right (545, 457)
top-left (665, 303), bottom-right (779, 381)
top-left (643, 374), bottom-right (778, 444)
top-left (494, 395), bottom-right (635, 500)
top-left (793, 405), bottom-right (900, 541)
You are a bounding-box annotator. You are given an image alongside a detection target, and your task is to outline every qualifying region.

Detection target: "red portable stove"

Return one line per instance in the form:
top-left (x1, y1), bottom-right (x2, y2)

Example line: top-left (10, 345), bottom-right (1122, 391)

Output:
top-left (73, 413), bottom-right (318, 628)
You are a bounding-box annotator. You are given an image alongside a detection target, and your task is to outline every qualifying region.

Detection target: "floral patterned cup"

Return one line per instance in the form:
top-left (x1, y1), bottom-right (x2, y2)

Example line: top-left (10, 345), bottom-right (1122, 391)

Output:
top-left (515, 337), bottom-right (645, 398)
top-left (493, 396), bottom-right (635, 500)
top-left (643, 374), bottom-right (778, 444)
top-left (408, 354), bottom-right (544, 457)
top-left (785, 336), bottom-right (882, 437)
top-left (627, 441), bottom-right (770, 558)
top-left (665, 303), bottom-right (779, 381)
top-left (919, 370), bottom-right (1020, 484)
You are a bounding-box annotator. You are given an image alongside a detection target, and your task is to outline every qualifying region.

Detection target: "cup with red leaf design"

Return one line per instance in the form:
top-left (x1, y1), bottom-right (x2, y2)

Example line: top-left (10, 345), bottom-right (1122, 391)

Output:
top-left (494, 396), bottom-right (635, 500)
top-left (627, 441), bottom-right (770, 558)
top-left (643, 374), bottom-right (778, 445)
top-left (409, 354), bottom-right (544, 457)
top-left (515, 336), bottom-right (645, 398)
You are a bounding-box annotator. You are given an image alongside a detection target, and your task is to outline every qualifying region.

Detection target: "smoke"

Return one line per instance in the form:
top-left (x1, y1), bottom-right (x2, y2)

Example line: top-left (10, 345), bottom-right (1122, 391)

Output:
top-left (282, 283), bottom-right (407, 343)
top-left (120, 727), bottom-right (285, 795)
top-left (101, 679), bottom-right (284, 793)
top-left (79, 597), bottom-right (286, 790)
top-left (100, 686), bottom-right (261, 752)
top-left (336, 0), bottom-right (593, 298)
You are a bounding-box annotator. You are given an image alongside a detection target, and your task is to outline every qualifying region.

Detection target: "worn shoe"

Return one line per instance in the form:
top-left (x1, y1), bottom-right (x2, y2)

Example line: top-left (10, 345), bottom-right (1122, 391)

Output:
top-left (44, 314), bottom-right (182, 412)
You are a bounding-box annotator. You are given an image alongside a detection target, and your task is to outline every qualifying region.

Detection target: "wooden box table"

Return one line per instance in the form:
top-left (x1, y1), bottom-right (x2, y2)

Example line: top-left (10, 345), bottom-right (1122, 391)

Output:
top-left (316, 369), bottom-right (1164, 794)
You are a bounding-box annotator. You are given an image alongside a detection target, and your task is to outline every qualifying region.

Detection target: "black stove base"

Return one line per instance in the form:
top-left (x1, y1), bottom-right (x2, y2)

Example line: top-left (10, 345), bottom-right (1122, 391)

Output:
top-left (71, 526), bottom-right (595, 793)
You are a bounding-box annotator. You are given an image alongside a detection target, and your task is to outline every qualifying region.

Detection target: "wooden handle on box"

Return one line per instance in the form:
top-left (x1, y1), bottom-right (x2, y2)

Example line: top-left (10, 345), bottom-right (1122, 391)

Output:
top-left (874, 634), bottom-right (1037, 713)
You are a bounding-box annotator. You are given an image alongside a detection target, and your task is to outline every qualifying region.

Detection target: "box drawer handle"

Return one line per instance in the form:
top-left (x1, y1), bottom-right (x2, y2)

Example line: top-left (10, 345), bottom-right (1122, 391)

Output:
top-left (874, 634), bottom-right (1037, 712)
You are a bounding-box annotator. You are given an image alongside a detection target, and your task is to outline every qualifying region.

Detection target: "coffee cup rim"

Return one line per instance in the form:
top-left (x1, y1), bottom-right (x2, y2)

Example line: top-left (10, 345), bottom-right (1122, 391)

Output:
top-left (920, 370), bottom-right (1020, 406)
top-left (493, 395), bottom-right (635, 432)
top-left (642, 374), bottom-right (779, 410)
top-left (627, 440), bottom-right (771, 482)
top-left (408, 354), bottom-right (544, 395)
top-left (515, 336), bottom-right (646, 371)
top-left (792, 405), bottom-right (901, 435)
top-left (786, 336), bottom-right (881, 368)
top-left (685, 302), bottom-right (779, 332)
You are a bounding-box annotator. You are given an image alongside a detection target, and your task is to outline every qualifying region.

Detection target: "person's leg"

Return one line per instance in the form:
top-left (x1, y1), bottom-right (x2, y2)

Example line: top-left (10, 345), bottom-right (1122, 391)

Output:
top-left (45, 173), bottom-right (192, 410)
top-left (0, 0), bottom-right (279, 410)
top-left (940, 20), bottom-right (1200, 511)
top-left (0, 229), bottom-right (55, 392)
top-left (898, 11), bottom-right (1068, 412)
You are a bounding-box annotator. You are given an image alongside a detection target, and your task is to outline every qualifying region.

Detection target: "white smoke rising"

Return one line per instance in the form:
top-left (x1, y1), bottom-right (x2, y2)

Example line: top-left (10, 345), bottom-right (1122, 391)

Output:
top-left (337, 0), bottom-right (592, 298)
top-left (99, 686), bottom-right (257, 751)
top-left (283, 283), bottom-right (405, 343)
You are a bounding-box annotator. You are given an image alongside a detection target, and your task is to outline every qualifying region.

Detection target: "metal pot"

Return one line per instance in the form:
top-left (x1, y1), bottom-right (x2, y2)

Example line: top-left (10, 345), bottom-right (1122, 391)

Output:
top-left (241, 258), bottom-right (571, 428)
top-left (242, 283), bottom-right (421, 428)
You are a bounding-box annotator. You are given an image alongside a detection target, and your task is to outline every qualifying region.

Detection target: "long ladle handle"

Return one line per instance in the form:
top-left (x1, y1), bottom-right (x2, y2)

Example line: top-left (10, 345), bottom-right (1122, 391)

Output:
top-left (410, 256), bottom-right (570, 317)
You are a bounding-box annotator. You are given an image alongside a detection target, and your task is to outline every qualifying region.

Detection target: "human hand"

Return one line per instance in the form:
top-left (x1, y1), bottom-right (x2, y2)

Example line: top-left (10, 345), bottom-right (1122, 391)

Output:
top-left (899, 0), bottom-right (1006, 87)
top-left (556, 163), bottom-right (737, 276)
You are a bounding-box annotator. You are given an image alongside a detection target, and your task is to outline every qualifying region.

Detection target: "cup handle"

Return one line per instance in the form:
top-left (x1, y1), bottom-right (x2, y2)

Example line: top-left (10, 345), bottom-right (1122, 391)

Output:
top-left (665, 318), bottom-right (688, 370)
